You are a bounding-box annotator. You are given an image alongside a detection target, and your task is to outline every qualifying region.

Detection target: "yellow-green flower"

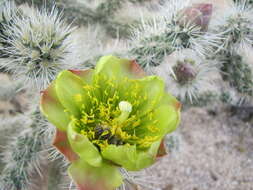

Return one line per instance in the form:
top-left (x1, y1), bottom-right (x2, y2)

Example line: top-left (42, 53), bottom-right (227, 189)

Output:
top-left (40, 55), bottom-right (181, 190)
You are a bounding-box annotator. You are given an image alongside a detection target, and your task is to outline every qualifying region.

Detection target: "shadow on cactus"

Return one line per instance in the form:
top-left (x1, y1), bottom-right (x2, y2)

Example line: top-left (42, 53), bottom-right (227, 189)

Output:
top-left (40, 55), bottom-right (181, 190)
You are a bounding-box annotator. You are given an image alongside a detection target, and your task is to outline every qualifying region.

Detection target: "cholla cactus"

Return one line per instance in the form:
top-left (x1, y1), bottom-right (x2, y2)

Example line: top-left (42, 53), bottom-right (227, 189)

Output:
top-left (0, 80), bottom-right (22, 101)
top-left (215, 0), bottom-right (253, 51)
top-left (117, 168), bottom-right (165, 190)
top-left (0, 110), bottom-right (51, 190)
top-left (221, 52), bottom-right (253, 96)
top-left (153, 50), bottom-right (219, 103)
top-left (0, 115), bottom-right (28, 146)
top-left (213, 0), bottom-right (253, 97)
top-left (56, 0), bottom-right (137, 38)
top-left (14, 0), bottom-right (53, 7)
top-left (0, 1), bottom-right (19, 59)
top-left (233, 0), bottom-right (253, 5)
top-left (129, 0), bottom-right (222, 69)
top-left (0, 5), bottom-right (75, 90)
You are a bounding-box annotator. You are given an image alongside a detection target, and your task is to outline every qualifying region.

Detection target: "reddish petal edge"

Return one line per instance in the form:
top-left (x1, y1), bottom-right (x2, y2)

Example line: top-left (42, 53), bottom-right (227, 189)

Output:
top-left (69, 69), bottom-right (94, 83)
top-left (130, 60), bottom-right (146, 77)
top-left (69, 69), bottom-right (90, 77)
top-left (175, 101), bottom-right (182, 111)
top-left (53, 129), bottom-right (79, 162)
top-left (156, 140), bottom-right (167, 158)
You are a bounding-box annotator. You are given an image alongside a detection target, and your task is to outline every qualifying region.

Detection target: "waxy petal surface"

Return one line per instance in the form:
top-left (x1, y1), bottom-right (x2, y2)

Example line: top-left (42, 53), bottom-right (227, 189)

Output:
top-left (95, 55), bottom-right (143, 80)
top-left (68, 159), bottom-right (122, 190)
top-left (40, 81), bottom-right (70, 131)
top-left (68, 122), bottom-right (102, 167)
top-left (53, 129), bottom-right (79, 161)
top-left (69, 69), bottom-right (94, 84)
top-left (55, 70), bottom-right (88, 117)
top-left (135, 76), bottom-right (165, 116)
top-left (101, 141), bottom-right (160, 171)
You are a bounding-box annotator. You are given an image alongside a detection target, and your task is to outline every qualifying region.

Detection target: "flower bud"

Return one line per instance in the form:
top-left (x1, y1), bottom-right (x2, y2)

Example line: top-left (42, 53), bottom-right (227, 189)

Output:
top-left (179, 3), bottom-right (213, 31)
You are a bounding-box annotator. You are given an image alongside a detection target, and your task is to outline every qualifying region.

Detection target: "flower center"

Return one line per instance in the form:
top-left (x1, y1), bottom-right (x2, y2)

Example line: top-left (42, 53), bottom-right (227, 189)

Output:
top-left (71, 75), bottom-right (160, 150)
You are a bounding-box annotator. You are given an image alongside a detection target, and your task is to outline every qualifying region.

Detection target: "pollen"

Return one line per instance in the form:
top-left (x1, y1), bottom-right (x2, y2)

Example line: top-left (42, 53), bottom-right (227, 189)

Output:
top-left (147, 125), bottom-right (160, 133)
top-left (138, 136), bottom-right (160, 148)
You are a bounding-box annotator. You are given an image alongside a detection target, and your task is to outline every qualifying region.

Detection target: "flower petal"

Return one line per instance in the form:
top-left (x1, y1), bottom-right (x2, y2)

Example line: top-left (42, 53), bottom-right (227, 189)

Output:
top-left (159, 93), bottom-right (181, 133)
top-left (69, 69), bottom-right (94, 84)
top-left (94, 55), bottom-right (144, 80)
top-left (156, 139), bottom-right (167, 158)
top-left (53, 129), bottom-right (79, 162)
top-left (135, 76), bottom-right (165, 116)
top-left (129, 60), bottom-right (146, 77)
top-left (55, 70), bottom-right (88, 117)
top-left (160, 93), bottom-right (181, 113)
top-left (67, 121), bottom-right (102, 167)
top-left (40, 80), bottom-right (70, 131)
top-left (101, 141), bottom-right (160, 171)
top-left (68, 158), bottom-right (123, 190)
top-left (136, 93), bottom-right (180, 139)
top-left (154, 102), bottom-right (180, 135)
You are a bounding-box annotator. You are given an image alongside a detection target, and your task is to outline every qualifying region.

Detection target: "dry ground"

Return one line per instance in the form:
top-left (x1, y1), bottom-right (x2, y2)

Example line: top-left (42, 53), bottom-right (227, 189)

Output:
top-left (143, 107), bottom-right (253, 190)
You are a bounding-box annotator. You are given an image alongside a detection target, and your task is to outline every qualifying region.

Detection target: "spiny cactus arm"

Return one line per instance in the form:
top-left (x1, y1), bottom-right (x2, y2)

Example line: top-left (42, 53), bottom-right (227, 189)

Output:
top-left (128, 1), bottom-right (221, 69)
top-left (56, 0), bottom-right (97, 25)
top-left (0, 129), bottom-right (45, 190)
top-left (0, 5), bottom-right (75, 90)
top-left (56, 0), bottom-right (138, 38)
top-left (221, 53), bottom-right (253, 96)
top-left (95, 0), bottom-right (124, 18)
top-left (179, 3), bottom-right (213, 31)
top-left (0, 109), bottom-right (54, 190)
top-left (0, 81), bottom-right (22, 101)
top-left (0, 115), bottom-right (28, 148)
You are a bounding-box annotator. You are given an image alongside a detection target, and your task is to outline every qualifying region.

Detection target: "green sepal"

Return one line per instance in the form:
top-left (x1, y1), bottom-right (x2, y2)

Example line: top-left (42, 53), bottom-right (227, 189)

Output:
top-left (68, 158), bottom-right (123, 190)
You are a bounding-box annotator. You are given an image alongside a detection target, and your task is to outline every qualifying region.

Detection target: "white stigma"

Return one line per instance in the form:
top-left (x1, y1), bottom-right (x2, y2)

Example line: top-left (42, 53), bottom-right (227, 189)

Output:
top-left (119, 101), bottom-right (132, 113)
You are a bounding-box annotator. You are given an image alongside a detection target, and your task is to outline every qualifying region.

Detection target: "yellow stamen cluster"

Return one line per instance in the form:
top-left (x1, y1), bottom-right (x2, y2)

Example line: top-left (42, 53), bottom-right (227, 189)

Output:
top-left (69, 74), bottom-right (160, 150)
